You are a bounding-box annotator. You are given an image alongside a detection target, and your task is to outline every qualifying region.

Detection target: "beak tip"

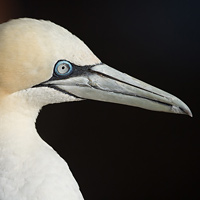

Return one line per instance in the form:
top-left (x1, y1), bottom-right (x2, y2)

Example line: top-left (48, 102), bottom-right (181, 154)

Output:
top-left (171, 96), bottom-right (192, 117)
top-left (185, 108), bottom-right (193, 117)
top-left (178, 104), bottom-right (193, 117)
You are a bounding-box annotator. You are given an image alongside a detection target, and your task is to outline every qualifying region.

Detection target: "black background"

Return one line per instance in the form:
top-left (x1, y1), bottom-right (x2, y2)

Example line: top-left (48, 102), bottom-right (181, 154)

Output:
top-left (1, 0), bottom-right (199, 199)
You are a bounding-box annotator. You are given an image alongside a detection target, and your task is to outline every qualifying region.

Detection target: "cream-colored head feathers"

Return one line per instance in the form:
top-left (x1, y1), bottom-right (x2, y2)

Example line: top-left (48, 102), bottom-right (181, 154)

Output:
top-left (0, 18), bottom-right (100, 95)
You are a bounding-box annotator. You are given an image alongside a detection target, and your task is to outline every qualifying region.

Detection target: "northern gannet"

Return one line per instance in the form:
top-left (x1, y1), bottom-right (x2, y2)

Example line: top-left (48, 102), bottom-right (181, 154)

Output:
top-left (0, 18), bottom-right (192, 200)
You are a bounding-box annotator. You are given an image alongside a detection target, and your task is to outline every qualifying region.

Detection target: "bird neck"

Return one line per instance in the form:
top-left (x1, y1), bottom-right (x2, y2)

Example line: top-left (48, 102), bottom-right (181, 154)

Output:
top-left (0, 92), bottom-right (41, 152)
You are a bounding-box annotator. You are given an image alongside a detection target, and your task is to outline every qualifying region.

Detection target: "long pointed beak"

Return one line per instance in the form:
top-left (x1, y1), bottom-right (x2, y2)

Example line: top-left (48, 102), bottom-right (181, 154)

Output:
top-left (46, 64), bottom-right (192, 117)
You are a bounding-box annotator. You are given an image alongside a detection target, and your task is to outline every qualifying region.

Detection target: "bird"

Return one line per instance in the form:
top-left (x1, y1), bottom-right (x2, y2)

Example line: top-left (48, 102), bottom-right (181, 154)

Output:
top-left (0, 18), bottom-right (192, 200)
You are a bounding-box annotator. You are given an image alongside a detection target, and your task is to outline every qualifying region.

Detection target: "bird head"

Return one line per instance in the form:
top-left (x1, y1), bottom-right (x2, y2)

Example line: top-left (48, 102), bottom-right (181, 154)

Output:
top-left (0, 18), bottom-right (192, 116)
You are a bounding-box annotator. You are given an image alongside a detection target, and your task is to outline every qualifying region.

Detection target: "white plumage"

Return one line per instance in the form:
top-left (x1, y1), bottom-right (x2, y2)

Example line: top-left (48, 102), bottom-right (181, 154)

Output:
top-left (0, 18), bottom-right (192, 200)
top-left (0, 90), bottom-right (84, 200)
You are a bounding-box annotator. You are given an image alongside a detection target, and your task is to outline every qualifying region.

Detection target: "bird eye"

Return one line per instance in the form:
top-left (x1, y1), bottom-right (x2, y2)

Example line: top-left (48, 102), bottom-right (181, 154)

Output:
top-left (54, 60), bottom-right (73, 77)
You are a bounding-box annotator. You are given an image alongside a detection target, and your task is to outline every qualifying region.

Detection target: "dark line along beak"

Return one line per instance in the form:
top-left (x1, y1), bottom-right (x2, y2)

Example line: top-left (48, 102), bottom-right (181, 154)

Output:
top-left (42, 64), bottom-right (192, 117)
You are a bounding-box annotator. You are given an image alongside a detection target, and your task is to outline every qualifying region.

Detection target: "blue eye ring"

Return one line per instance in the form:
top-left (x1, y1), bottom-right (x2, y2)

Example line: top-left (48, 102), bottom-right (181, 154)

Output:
top-left (54, 60), bottom-right (73, 77)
